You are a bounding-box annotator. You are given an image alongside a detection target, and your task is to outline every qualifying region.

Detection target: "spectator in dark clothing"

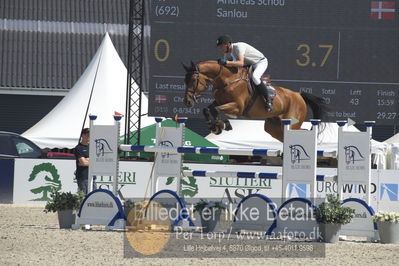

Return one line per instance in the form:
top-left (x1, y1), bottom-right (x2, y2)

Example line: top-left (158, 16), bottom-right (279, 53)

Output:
top-left (74, 128), bottom-right (96, 194)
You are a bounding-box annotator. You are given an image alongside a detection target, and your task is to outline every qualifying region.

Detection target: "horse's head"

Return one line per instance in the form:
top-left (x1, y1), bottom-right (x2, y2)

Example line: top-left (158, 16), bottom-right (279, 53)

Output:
top-left (182, 61), bottom-right (212, 108)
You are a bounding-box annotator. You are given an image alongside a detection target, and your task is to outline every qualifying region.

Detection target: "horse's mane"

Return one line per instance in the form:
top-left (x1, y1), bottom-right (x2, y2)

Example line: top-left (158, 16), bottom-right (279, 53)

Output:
top-left (184, 60), bottom-right (239, 83)
top-left (201, 60), bottom-right (240, 74)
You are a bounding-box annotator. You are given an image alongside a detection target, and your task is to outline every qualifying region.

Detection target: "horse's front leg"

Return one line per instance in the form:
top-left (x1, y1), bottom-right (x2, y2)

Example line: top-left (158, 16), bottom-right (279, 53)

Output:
top-left (203, 106), bottom-right (216, 133)
top-left (203, 102), bottom-right (229, 135)
top-left (210, 102), bottom-right (235, 134)
top-left (209, 104), bottom-right (225, 135)
top-left (203, 101), bottom-right (221, 133)
top-left (211, 107), bottom-right (233, 133)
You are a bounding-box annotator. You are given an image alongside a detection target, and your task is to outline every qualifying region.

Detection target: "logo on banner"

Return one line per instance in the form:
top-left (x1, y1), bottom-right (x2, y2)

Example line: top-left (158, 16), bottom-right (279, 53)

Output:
top-left (371, 1), bottom-right (396, 20)
top-left (166, 167), bottom-right (199, 197)
top-left (159, 140), bottom-right (174, 158)
top-left (343, 145), bottom-right (365, 164)
top-left (289, 144), bottom-right (311, 163)
top-left (95, 138), bottom-right (113, 157)
top-left (289, 184), bottom-right (307, 198)
top-left (380, 183), bottom-right (398, 201)
top-left (28, 163), bottom-right (62, 201)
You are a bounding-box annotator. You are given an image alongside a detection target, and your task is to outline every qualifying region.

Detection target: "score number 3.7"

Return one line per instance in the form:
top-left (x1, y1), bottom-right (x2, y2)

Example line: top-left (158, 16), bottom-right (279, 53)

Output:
top-left (296, 44), bottom-right (333, 67)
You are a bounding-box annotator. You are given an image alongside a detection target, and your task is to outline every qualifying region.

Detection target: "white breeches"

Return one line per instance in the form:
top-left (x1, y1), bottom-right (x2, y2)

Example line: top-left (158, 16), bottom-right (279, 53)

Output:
top-left (252, 58), bottom-right (268, 85)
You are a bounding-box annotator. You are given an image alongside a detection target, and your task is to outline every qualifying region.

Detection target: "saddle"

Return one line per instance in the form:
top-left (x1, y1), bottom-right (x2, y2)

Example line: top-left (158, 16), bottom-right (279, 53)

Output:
top-left (242, 67), bottom-right (276, 116)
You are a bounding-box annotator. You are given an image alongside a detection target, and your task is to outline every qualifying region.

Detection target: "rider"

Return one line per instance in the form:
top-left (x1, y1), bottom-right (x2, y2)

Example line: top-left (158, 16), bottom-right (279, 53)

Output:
top-left (216, 35), bottom-right (273, 112)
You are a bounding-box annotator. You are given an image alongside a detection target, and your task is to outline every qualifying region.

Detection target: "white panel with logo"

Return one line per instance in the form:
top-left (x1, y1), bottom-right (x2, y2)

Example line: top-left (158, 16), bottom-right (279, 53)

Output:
top-left (88, 115), bottom-right (120, 195)
top-left (153, 121), bottom-right (183, 180)
top-left (282, 119), bottom-right (318, 199)
top-left (338, 121), bottom-right (377, 240)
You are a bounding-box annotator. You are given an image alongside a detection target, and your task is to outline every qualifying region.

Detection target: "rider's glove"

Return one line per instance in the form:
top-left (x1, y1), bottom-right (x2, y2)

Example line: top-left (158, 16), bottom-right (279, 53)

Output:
top-left (218, 58), bottom-right (227, 66)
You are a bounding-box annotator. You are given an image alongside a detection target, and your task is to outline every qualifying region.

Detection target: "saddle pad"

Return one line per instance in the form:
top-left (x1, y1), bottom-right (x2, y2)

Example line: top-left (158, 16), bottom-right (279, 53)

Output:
top-left (247, 79), bottom-right (276, 100)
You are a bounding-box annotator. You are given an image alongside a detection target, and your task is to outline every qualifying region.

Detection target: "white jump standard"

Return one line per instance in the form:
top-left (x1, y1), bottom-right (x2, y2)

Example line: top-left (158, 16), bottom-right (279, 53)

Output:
top-left (73, 115), bottom-right (125, 230)
top-left (337, 120), bottom-right (378, 240)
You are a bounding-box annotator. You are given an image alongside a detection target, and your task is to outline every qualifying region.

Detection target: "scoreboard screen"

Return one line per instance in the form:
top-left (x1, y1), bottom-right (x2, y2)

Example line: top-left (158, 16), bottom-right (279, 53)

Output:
top-left (147, 0), bottom-right (399, 124)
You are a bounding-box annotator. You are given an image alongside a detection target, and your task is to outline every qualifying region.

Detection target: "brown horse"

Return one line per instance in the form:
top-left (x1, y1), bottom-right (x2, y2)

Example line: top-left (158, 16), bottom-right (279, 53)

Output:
top-left (183, 61), bottom-right (327, 142)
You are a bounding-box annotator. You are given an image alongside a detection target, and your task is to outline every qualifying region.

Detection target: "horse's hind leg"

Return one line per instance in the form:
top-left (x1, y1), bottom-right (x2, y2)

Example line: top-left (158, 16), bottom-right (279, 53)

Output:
top-left (264, 117), bottom-right (284, 142)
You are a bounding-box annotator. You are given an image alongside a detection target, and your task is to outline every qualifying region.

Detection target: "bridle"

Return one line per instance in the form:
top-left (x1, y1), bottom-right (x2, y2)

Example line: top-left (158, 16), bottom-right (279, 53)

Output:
top-left (186, 63), bottom-right (223, 103)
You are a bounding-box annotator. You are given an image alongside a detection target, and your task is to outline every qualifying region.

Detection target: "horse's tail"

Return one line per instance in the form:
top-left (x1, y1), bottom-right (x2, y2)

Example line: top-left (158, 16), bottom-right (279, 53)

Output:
top-left (300, 92), bottom-right (329, 135)
top-left (300, 92), bottom-right (328, 120)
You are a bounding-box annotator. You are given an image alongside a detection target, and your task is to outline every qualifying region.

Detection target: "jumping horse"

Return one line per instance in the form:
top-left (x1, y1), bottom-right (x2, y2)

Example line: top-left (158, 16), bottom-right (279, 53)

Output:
top-left (183, 60), bottom-right (327, 142)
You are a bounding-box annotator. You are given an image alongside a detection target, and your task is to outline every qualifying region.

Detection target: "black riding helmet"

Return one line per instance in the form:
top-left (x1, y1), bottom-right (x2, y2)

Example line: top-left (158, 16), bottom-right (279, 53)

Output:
top-left (216, 35), bottom-right (232, 46)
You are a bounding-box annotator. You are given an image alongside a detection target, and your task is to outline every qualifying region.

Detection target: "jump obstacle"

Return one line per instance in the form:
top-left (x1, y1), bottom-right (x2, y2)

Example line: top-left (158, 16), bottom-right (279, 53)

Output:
top-left (74, 115), bottom-right (378, 240)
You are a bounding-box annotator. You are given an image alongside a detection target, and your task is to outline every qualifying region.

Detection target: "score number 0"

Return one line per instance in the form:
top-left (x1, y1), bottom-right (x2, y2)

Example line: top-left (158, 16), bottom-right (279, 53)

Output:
top-left (154, 39), bottom-right (170, 62)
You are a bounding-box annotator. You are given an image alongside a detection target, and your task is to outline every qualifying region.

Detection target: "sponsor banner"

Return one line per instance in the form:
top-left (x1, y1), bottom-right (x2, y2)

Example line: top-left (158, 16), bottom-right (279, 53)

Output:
top-left (159, 165), bottom-right (282, 202)
top-left (376, 170), bottom-right (399, 212)
top-left (11, 159), bottom-right (399, 212)
top-left (13, 159), bottom-right (77, 205)
top-left (76, 189), bottom-right (124, 227)
top-left (12, 159), bottom-right (153, 205)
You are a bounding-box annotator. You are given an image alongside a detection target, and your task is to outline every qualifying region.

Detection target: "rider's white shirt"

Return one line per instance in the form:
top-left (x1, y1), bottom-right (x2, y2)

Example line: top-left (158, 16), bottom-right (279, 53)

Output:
top-left (224, 42), bottom-right (266, 65)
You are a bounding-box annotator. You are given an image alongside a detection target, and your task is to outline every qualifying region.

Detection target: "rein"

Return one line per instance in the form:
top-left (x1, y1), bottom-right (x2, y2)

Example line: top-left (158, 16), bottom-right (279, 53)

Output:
top-left (221, 67), bottom-right (247, 87)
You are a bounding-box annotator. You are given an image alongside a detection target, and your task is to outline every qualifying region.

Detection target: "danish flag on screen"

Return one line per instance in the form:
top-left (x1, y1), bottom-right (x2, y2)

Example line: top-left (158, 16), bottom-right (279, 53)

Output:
top-left (371, 1), bottom-right (396, 20)
top-left (154, 94), bottom-right (167, 103)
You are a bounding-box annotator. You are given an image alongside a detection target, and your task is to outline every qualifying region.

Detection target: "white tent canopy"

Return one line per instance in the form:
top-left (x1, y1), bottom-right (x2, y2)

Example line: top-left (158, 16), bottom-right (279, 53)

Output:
top-left (23, 33), bottom-right (152, 149)
top-left (384, 132), bottom-right (399, 144)
top-left (383, 132), bottom-right (399, 170)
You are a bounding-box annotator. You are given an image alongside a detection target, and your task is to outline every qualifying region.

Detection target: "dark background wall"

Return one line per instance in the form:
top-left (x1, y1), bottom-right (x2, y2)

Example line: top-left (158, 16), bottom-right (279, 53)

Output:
top-left (0, 95), bottom-right (62, 133)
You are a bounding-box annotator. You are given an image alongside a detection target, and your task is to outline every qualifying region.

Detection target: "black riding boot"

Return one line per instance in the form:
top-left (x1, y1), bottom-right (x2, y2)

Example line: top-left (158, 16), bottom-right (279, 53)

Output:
top-left (255, 82), bottom-right (273, 112)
